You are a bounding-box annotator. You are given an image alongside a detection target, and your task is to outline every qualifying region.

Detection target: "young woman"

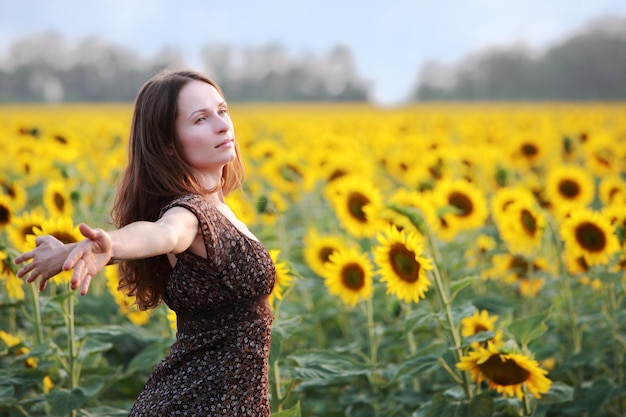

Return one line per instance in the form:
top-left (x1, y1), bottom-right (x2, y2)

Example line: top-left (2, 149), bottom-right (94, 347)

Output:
top-left (15, 69), bottom-right (276, 416)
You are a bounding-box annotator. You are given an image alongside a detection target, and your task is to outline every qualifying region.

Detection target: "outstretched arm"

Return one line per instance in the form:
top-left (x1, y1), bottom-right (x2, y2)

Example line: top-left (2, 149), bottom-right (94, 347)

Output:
top-left (63, 206), bottom-right (199, 295)
top-left (15, 236), bottom-right (77, 292)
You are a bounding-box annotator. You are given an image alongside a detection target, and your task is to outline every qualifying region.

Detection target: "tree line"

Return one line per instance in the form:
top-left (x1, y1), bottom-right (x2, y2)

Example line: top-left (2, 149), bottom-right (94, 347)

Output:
top-left (0, 15), bottom-right (624, 103)
top-left (414, 15), bottom-right (626, 101)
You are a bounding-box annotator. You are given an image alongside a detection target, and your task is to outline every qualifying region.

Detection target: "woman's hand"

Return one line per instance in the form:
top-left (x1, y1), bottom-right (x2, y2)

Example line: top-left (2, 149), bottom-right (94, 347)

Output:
top-left (14, 235), bottom-right (72, 292)
top-left (63, 223), bottom-right (114, 295)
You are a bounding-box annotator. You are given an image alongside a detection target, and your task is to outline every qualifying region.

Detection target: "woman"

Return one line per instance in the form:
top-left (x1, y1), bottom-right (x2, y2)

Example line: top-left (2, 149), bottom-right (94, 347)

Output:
top-left (15, 69), bottom-right (276, 416)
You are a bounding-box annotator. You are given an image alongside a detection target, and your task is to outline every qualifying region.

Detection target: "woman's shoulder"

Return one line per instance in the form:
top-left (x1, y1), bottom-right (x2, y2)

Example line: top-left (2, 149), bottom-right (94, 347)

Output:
top-left (161, 194), bottom-right (207, 215)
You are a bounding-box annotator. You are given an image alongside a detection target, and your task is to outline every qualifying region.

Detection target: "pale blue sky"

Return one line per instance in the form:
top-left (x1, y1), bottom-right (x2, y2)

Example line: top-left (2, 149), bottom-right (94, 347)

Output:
top-left (2, 0), bottom-right (625, 104)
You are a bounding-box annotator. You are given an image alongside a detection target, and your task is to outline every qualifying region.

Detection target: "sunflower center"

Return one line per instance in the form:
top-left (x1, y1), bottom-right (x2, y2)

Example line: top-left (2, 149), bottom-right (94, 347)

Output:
top-left (575, 222), bottom-right (607, 253)
top-left (0, 205), bottom-right (10, 226)
top-left (448, 192), bottom-right (473, 217)
top-left (328, 169), bottom-right (347, 182)
top-left (347, 193), bottom-right (369, 223)
top-left (521, 143), bottom-right (538, 157)
top-left (389, 243), bottom-right (420, 283)
top-left (54, 192), bottom-right (66, 211)
top-left (520, 209), bottom-right (537, 235)
top-left (474, 324), bottom-right (489, 333)
top-left (558, 179), bottom-right (580, 199)
top-left (53, 232), bottom-right (79, 244)
top-left (341, 262), bottom-right (365, 291)
top-left (319, 247), bottom-right (336, 264)
top-left (477, 354), bottom-right (531, 386)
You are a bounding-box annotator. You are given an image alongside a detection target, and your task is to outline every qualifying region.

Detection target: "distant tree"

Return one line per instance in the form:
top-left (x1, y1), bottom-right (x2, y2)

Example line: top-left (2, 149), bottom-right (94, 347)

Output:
top-left (411, 15), bottom-right (626, 101)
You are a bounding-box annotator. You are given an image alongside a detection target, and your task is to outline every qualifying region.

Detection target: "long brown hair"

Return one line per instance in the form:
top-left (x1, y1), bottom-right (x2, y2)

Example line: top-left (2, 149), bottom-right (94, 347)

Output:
top-left (112, 69), bottom-right (244, 310)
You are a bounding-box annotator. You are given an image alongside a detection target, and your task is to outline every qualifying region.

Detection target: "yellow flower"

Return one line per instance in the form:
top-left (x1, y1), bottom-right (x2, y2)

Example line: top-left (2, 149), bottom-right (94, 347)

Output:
top-left (598, 175), bottom-right (626, 207)
top-left (104, 266), bottom-right (150, 326)
top-left (560, 208), bottom-right (620, 267)
top-left (456, 341), bottom-right (552, 400)
top-left (43, 375), bottom-right (55, 394)
top-left (322, 248), bottom-right (374, 307)
top-left (6, 207), bottom-right (46, 252)
top-left (487, 253), bottom-right (549, 298)
top-left (303, 228), bottom-right (356, 277)
top-left (372, 225), bottom-right (433, 303)
top-left (497, 199), bottom-right (546, 256)
top-left (325, 175), bottom-right (385, 239)
top-left (464, 234), bottom-right (497, 270)
top-left (0, 330), bottom-right (21, 347)
top-left (1, 250), bottom-right (24, 300)
top-left (0, 177), bottom-right (28, 211)
top-left (268, 249), bottom-right (294, 306)
top-left (0, 194), bottom-right (14, 230)
top-left (430, 178), bottom-right (488, 241)
top-left (545, 164), bottom-right (595, 217)
top-left (166, 308), bottom-right (177, 332)
top-left (460, 310), bottom-right (498, 338)
top-left (43, 179), bottom-right (75, 218)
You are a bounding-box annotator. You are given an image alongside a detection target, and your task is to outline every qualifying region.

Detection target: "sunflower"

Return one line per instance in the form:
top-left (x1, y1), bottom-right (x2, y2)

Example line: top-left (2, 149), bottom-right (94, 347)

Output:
top-left (603, 204), bottom-right (626, 247)
top-left (464, 234), bottom-right (497, 271)
top-left (560, 208), bottom-right (620, 267)
top-left (6, 207), bottom-right (46, 252)
top-left (259, 153), bottom-right (305, 197)
top-left (27, 217), bottom-right (83, 286)
top-left (43, 179), bottom-right (74, 218)
top-left (1, 250), bottom-right (25, 300)
top-left (256, 191), bottom-right (288, 226)
top-left (325, 175), bottom-right (385, 239)
top-left (322, 247), bottom-right (374, 307)
top-left (268, 249), bottom-right (294, 306)
top-left (430, 178), bottom-right (488, 241)
top-left (487, 253), bottom-right (550, 298)
top-left (0, 194), bottom-right (14, 230)
top-left (104, 265), bottom-right (150, 326)
top-left (387, 188), bottom-right (439, 235)
top-left (456, 341), bottom-right (552, 400)
top-left (1, 178), bottom-right (28, 211)
top-left (544, 164), bottom-right (595, 216)
top-left (490, 186), bottom-right (537, 226)
top-left (496, 199), bottom-right (546, 256)
top-left (225, 189), bottom-right (257, 226)
top-left (372, 225), bottom-right (433, 303)
top-left (303, 228), bottom-right (355, 277)
top-left (460, 309), bottom-right (502, 348)
top-left (599, 175), bottom-right (626, 208)
top-left (460, 309), bottom-right (498, 337)
top-left (508, 131), bottom-right (550, 170)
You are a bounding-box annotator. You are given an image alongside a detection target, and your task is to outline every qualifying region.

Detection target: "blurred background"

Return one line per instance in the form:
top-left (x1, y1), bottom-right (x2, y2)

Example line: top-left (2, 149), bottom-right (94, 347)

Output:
top-left (1, 0), bottom-right (625, 105)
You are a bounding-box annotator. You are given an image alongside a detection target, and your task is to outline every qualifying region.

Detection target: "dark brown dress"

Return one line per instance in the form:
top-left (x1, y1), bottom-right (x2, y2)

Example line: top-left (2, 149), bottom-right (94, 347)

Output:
top-left (129, 194), bottom-right (276, 417)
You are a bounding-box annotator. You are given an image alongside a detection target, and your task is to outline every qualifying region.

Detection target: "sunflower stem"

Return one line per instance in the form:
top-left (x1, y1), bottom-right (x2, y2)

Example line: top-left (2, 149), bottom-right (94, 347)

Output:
top-left (415, 209), bottom-right (473, 400)
top-left (546, 216), bottom-right (582, 355)
top-left (27, 284), bottom-right (44, 347)
top-left (365, 296), bottom-right (380, 417)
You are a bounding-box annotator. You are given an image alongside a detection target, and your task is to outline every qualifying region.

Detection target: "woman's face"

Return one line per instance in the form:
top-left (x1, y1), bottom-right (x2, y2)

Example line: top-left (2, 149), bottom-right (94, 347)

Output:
top-left (175, 80), bottom-right (236, 175)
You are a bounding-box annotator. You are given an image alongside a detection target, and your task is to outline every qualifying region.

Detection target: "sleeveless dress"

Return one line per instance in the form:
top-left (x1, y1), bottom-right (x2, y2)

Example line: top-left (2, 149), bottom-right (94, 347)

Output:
top-left (128, 194), bottom-right (276, 417)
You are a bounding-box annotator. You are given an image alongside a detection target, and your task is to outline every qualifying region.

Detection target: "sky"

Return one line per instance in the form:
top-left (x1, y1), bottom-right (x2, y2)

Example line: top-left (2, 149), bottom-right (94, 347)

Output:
top-left (2, 0), bottom-right (626, 104)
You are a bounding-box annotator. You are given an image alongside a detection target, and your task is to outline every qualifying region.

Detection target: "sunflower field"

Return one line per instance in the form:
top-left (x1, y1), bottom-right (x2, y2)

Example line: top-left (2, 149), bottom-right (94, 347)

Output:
top-left (1, 102), bottom-right (625, 417)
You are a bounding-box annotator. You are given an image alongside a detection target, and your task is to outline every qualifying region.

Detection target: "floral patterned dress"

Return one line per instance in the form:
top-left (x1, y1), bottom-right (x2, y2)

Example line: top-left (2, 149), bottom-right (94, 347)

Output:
top-left (129, 194), bottom-right (276, 417)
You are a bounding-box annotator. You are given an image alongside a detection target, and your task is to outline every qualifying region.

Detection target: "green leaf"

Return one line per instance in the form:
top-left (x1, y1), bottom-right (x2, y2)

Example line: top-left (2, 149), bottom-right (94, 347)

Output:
top-left (449, 275), bottom-right (479, 302)
top-left (272, 401), bottom-right (301, 417)
top-left (507, 310), bottom-right (550, 346)
top-left (0, 385), bottom-right (15, 402)
top-left (585, 376), bottom-right (615, 416)
top-left (47, 387), bottom-right (88, 415)
top-left (404, 308), bottom-right (438, 333)
top-left (78, 338), bottom-right (113, 362)
top-left (288, 350), bottom-right (373, 387)
top-left (387, 342), bottom-right (446, 384)
top-left (538, 381), bottom-right (574, 404)
top-left (468, 393), bottom-right (494, 417)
